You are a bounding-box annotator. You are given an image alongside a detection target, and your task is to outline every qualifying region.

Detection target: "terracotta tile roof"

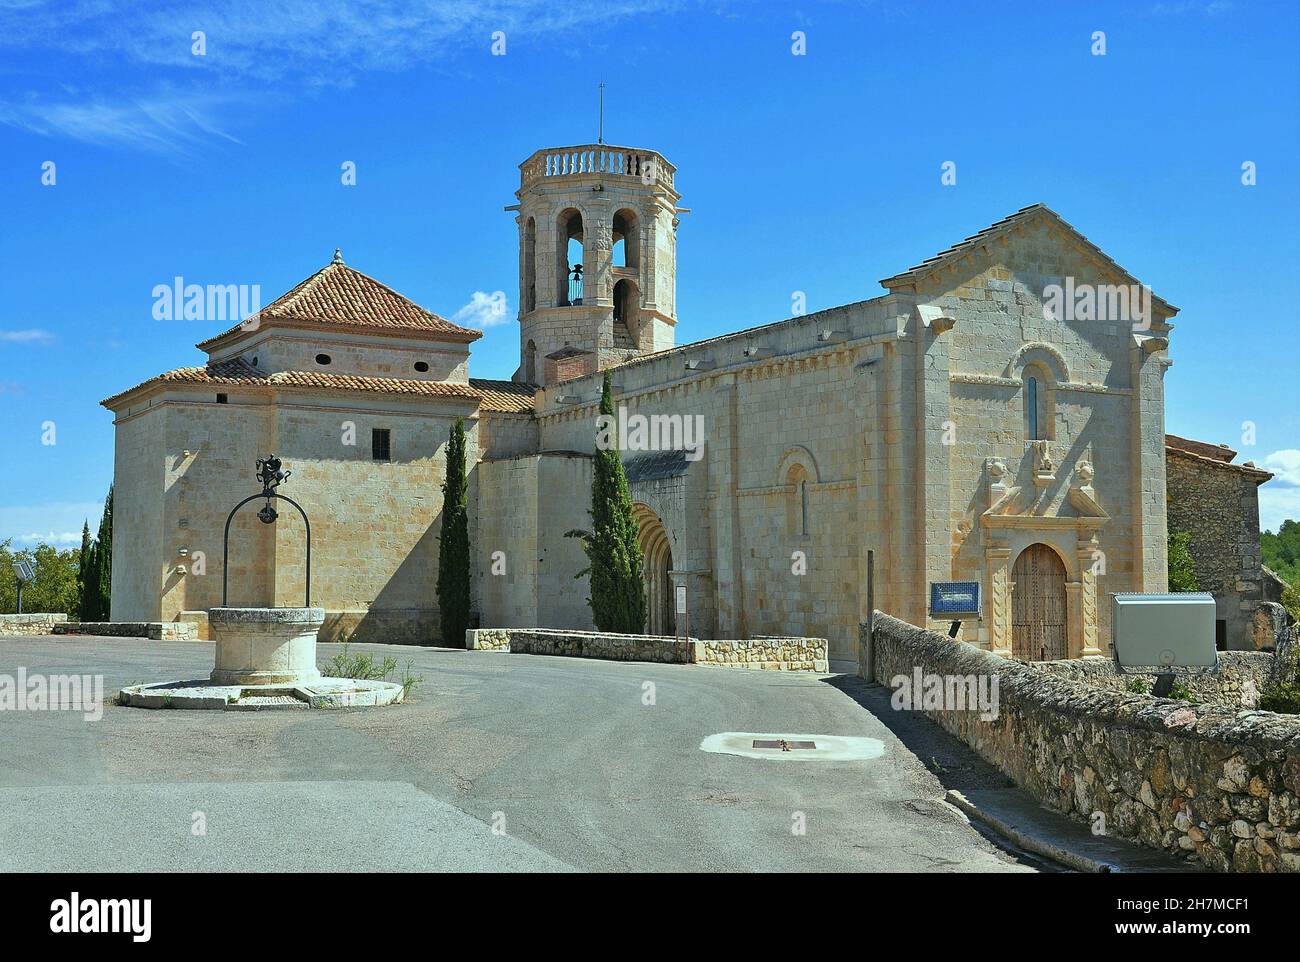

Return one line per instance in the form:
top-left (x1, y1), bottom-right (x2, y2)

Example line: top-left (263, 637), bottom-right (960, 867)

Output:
top-left (196, 256), bottom-right (482, 351)
top-left (878, 203), bottom-right (1177, 315)
top-left (1165, 434), bottom-right (1272, 483)
top-left (469, 378), bottom-right (537, 414)
top-left (1166, 433), bottom-right (1236, 462)
top-left (102, 357), bottom-right (485, 408)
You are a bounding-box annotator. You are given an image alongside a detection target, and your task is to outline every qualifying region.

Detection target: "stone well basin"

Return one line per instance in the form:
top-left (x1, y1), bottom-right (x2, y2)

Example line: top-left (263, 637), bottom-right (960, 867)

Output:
top-left (209, 607), bottom-right (325, 686)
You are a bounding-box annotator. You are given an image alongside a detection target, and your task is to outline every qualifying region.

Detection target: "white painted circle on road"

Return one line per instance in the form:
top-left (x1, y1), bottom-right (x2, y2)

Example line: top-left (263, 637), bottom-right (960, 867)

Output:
top-left (700, 732), bottom-right (885, 762)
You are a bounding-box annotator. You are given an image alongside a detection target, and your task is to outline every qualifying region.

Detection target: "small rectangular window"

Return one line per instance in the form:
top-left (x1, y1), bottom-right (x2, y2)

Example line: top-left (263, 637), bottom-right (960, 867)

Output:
top-left (372, 428), bottom-right (391, 462)
top-left (216, 393), bottom-right (228, 404)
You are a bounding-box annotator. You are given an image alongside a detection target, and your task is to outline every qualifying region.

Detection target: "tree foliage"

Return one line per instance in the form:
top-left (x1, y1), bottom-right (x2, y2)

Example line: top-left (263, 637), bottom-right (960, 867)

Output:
top-left (0, 540), bottom-right (80, 615)
top-left (1262, 520), bottom-right (1300, 622)
top-left (568, 371), bottom-right (646, 633)
top-left (436, 419), bottom-right (472, 646)
top-left (1167, 529), bottom-right (1199, 592)
top-left (77, 487), bottom-right (113, 621)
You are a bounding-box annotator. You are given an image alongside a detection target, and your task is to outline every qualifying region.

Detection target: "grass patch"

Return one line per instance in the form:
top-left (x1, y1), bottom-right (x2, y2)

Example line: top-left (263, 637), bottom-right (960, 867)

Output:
top-left (319, 643), bottom-right (423, 699)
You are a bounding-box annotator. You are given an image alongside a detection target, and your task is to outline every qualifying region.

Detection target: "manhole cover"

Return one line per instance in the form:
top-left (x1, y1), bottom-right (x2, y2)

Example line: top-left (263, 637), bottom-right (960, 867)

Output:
top-left (752, 739), bottom-right (817, 751)
top-left (700, 732), bottom-right (886, 762)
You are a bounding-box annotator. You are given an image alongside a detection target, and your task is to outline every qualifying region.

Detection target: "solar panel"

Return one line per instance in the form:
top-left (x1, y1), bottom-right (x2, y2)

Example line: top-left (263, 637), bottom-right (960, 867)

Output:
top-left (13, 559), bottom-right (34, 582)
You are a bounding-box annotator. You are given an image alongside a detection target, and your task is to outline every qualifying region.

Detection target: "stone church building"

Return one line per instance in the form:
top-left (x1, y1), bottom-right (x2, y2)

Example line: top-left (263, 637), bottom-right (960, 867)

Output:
top-left (105, 141), bottom-right (1187, 669)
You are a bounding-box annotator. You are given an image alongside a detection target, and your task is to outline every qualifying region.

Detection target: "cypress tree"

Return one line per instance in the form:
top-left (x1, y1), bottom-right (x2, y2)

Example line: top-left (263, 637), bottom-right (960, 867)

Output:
top-left (437, 419), bottom-right (472, 646)
top-left (76, 521), bottom-right (91, 620)
top-left (80, 487), bottom-right (113, 621)
top-left (575, 371), bottom-right (646, 633)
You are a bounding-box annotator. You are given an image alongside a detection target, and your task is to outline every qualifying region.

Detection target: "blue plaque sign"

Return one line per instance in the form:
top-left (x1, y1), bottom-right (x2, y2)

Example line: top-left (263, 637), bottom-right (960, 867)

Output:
top-left (930, 581), bottom-right (980, 617)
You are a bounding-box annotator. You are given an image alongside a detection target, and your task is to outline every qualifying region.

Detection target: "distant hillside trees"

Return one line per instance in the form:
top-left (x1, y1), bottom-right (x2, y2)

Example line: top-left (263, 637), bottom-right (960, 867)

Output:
top-left (1262, 519), bottom-right (1300, 621)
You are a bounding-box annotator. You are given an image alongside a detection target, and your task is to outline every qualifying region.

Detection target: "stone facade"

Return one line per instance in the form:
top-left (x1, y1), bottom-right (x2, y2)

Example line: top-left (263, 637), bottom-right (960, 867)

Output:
top-left (870, 613), bottom-right (1300, 873)
top-left (0, 613), bottom-right (68, 636)
top-left (1165, 434), bottom-right (1275, 650)
top-left (106, 145), bottom-right (1206, 665)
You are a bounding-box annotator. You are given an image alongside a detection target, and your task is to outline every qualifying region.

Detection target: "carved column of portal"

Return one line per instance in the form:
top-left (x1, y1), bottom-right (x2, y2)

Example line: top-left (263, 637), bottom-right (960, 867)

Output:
top-left (987, 542), bottom-right (1012, 657)
top-left (1076, 540), bottom-right (1103, 657)
top-left (1065, 582), bottom-right (1083, 658)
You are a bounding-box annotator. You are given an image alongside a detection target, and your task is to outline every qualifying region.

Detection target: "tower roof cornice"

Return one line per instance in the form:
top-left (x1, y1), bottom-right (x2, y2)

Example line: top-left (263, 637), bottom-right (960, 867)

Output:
top-left (518, 143), bottom-right (678, 200)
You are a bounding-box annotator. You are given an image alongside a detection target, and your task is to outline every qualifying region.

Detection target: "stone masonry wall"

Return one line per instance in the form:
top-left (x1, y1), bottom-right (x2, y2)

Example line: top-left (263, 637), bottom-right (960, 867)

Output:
top-left (700, 636), bottom-right (828, 671)
top-left (1031, 652), bottom-right (1274, 710)
top-left (469, 627), bottom-right (697, 663)
top-left (53, 621), bottom-right (199, 641)
top-left (0, 614), bottom-right (68, 636)
top-left (869, 613), bottom-right (1300, 872)
top-left (465, 627), bottom-right (827, 670)
top-left (1166, 449), bottom-right (1268, 650)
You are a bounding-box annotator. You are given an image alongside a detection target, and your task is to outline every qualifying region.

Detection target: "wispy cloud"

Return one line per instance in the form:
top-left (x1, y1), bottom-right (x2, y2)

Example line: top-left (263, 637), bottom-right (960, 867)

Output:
top-left (0, 94), bottom-right (242, 154)
top-left (0, 502), bottom-right (102, 548)
top-left (0, 0), bottom-right (683, 151)
top-left (0, 328), bottom-right (55, 344)
top-left (453, 290), bottom-right (511, 328)
top-left (1259, 449), bottom-right (1300, 488)
top-left (13, 531), bottom-right (84, 548)
top-left (1257, 449), bottom-right (1300, 532)
top-left (1149, 1), bottom-right (1235, 15)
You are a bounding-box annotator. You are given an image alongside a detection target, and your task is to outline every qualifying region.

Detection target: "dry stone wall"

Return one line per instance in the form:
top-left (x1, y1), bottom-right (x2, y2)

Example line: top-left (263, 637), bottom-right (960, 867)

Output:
top-left (0, 614), bottom-right (68, 636)
top-left (869, 613), bottom-right (1300, 872)
top-left (465, 628), bottom-right (827, 670)
top-left (1031, 652), bottom-right (1274, 710)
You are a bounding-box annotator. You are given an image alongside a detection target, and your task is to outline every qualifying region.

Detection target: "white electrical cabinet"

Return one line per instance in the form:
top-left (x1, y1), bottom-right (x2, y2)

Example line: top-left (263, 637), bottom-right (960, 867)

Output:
top-left (1111, 592), bottom-right (1218, 668)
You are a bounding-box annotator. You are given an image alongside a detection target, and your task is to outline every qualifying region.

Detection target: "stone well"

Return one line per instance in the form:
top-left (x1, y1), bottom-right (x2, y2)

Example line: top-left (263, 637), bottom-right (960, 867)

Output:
top-left (209, 607), bottom-right (325, 686)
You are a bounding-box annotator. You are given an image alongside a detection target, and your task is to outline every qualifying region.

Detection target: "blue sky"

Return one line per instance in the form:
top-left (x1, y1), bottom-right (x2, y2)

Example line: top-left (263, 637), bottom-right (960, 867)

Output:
top-left (1, 0), bottom-right (1297, 545)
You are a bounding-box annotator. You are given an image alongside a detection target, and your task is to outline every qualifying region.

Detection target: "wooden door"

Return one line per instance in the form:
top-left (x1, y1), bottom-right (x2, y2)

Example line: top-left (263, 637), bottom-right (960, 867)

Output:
top-left (1011, 544), bottom-right (1067, 661)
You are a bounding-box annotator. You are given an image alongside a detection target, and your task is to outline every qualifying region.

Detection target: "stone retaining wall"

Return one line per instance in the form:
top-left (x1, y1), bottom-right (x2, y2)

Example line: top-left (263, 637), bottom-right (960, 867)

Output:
top-left (868, 612), bottom-right (1300, 872)
top-left (0, 613), bottom-right (68, 636)
top-left (53, 622), bottom-right (200, 641)
top-left (700, 636), bottom-right (828, 671)
top-left (468, 628), bottom-right (697, 663)
top-left (465, 628), bottom-right (828, 670)
top-left (1030, 651), bottom-right (1274, 709)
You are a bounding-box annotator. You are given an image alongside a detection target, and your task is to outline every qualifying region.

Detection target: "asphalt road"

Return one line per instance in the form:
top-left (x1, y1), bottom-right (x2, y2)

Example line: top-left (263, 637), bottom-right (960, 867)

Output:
top-left (0, 635), bottom-right (1038, 872)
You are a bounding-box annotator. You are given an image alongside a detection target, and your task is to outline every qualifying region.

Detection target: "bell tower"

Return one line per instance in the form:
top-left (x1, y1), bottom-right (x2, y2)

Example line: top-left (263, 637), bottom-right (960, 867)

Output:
top-left (509, 144), bottom-right (681, 386)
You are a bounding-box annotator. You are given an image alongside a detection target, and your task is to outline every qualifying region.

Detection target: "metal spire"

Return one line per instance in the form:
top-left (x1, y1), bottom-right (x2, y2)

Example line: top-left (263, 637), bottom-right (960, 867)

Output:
top-left (598, 81), bottom-right (605, 145)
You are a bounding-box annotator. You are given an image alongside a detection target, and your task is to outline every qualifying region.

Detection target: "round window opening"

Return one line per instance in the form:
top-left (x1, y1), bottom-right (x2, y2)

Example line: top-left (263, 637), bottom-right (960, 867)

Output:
top-left (315, 353), bottom-right (332, 366)
top-left (414, 361), bottom-right (430, 373)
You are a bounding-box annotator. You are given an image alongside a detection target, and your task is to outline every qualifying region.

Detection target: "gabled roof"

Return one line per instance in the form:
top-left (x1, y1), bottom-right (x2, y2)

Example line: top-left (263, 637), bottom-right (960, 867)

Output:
top-left (1165, 433), bottom-right (1272, 483)
top-left (878, 204), bottom-right (1178, 315)
top-left (102, 356), bottom-right (484, 409)
top-left (196, 254), bottom-right (482, 352)
top-left (1166, 433), bottom-right (1236, 462)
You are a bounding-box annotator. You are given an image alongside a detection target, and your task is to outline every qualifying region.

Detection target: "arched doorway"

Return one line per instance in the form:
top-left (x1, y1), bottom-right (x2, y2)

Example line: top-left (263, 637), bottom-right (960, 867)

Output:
top-left (634, 504), bottom-right (674, 635)
top-left (1011, 543), bottom-right (1067, 661)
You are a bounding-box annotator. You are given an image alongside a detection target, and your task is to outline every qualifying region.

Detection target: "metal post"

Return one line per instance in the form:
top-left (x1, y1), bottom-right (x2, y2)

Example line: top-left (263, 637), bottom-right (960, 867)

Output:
top-left (220, 456), bottom-right (312, 608)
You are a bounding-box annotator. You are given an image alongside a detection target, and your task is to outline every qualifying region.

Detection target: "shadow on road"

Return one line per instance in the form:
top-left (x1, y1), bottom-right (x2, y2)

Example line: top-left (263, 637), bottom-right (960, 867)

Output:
top-left (819, 674), bottom-right (1018, 797)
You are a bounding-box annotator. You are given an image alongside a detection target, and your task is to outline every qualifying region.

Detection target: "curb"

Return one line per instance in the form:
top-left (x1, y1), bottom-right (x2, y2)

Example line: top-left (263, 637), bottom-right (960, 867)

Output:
top-left (945, 789), bottom-right (1119, 873)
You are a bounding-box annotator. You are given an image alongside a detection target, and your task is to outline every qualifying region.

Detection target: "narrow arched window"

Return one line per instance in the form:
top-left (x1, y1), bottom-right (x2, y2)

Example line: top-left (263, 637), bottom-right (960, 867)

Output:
top-left (1027, 376), bottom-right (1040, 439)
top-left (800, 480), bottom-right (809, 536)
